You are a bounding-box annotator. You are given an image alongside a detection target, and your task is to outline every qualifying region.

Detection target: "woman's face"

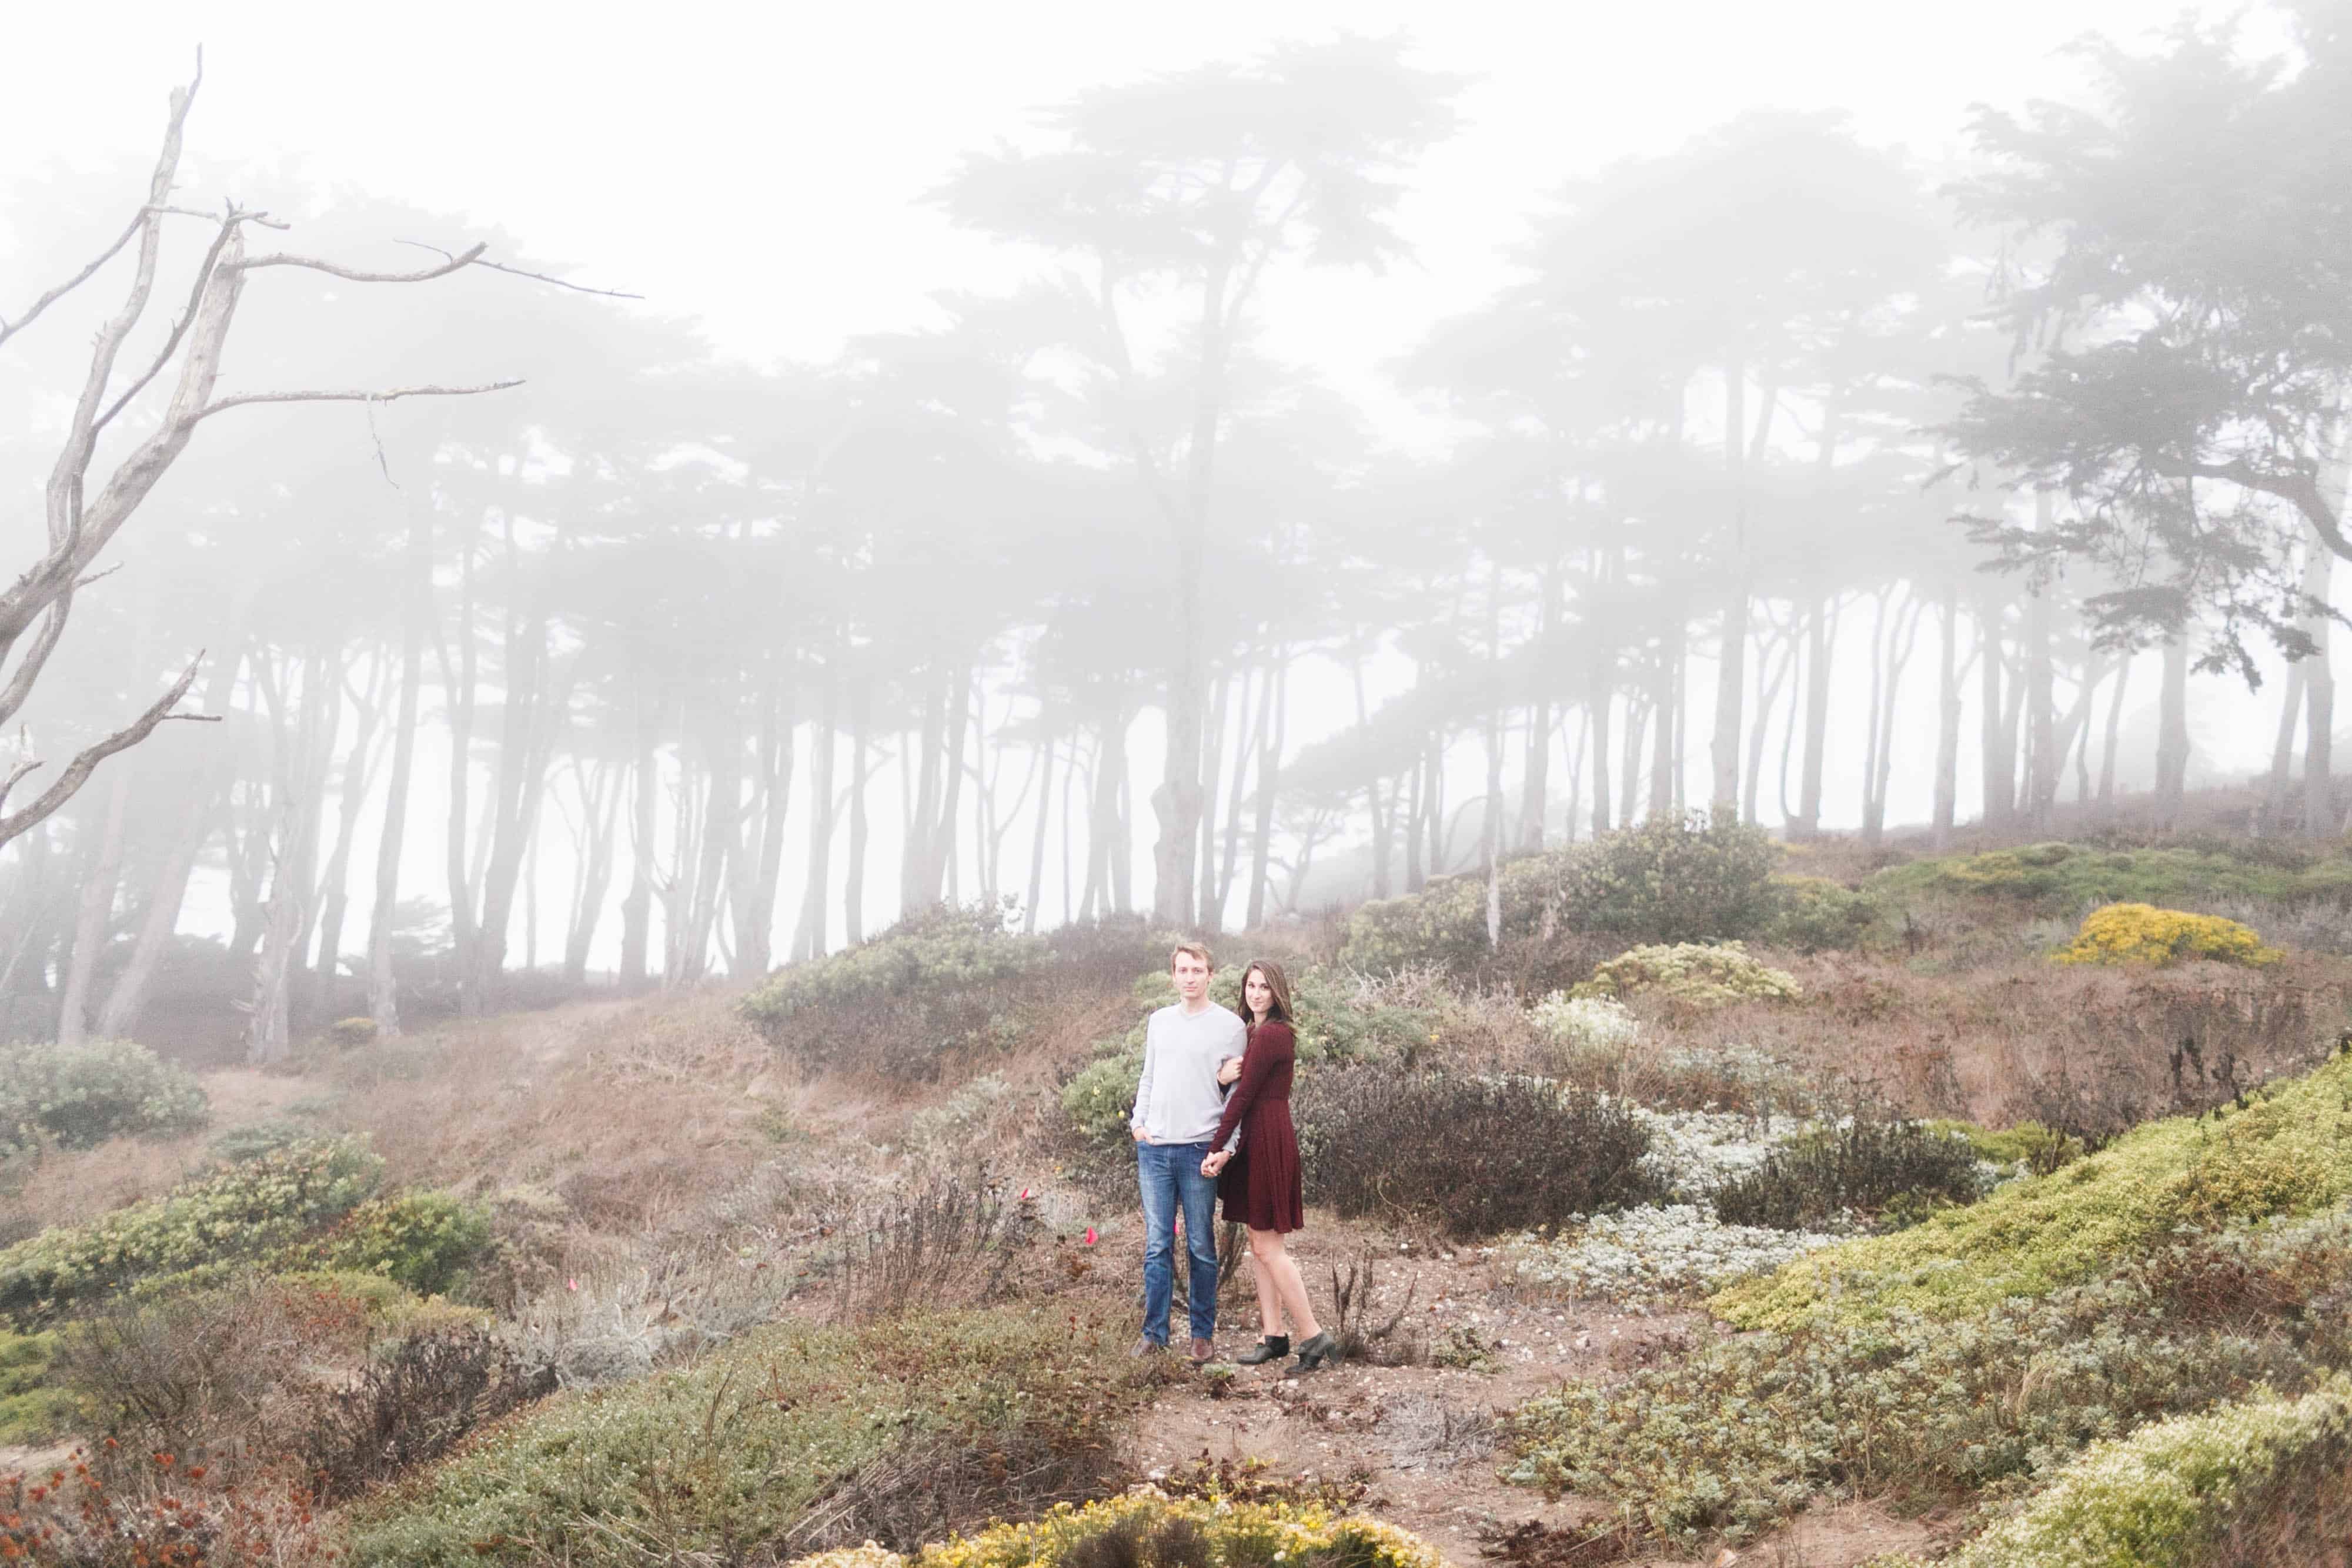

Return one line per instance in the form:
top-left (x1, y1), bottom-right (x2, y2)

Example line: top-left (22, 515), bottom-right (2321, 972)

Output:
top-left (1243, 968), bottom-right (1273, 1016)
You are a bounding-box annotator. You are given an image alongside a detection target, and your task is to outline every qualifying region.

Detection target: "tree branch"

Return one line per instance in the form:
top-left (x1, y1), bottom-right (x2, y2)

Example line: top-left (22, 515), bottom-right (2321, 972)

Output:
top-left (200, 380), bottom-right (523, 420)
top-left (0, 211), bottom-right (145, 351)
top-left (232, 241), bottom-right (487, 283)
top-left (0, 653), bottom-right (219, 848)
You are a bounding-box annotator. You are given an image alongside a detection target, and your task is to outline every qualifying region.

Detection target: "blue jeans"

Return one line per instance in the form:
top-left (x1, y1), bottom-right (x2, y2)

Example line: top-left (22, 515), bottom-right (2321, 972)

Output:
top-left (1137, 1139), bottom-right (1218, 1345)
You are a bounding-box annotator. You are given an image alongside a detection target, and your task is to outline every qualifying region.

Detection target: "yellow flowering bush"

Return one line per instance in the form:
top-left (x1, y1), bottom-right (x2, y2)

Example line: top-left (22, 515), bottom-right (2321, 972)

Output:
top-left (2052, 903), bottom-right (2283, 968)
top-left (905, 1490), bottom-right (1445, 1568)
top-left (1571, 942), bottom-right (1800, 1010)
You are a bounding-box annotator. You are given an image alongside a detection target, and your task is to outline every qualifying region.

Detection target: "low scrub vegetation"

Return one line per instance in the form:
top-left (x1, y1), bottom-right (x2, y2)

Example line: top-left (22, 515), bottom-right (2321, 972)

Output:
top-left (348, 1306), bottom-right (1161, 1566)
top-left (1709, 1117), bottom-right (1993, 1231)
top-left (0, 1136), bottom-right (487, 1326)
top-left (1713, 1047), bottom-right (2352, 1329)
top-left (2052, 902), bottom-right (2283, 968)
top-left (1919, 1378), bottom-right (2352, 1568)
top-left (1869, 839), bottom-right (2352, 914)
top-left (740, 900), bottom-right (1052, 1078)
top-left (0, 1328), bottom-right (69, 1445)
top-left (0, 1038), bottom-right (209, 1161)
top-left (1337, 812), bottom-right (1784, 976)
top-left (1296, 1068), bottom-right (1661, 1236)
top-left (1571, 942), bottom-right (1801, 1011)
top-left (1511, 1208), bottom-right (2352, 1549)
top-left (846, 1490), bottom-right (1447, 1568)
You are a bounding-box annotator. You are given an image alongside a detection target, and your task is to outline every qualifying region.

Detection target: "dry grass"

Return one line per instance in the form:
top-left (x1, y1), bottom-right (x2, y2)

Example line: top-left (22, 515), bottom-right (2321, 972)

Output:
top-left (1668, 948), bottom-right (2351, 1133)
top-left (0, 1069), bottom-right (316, 1236)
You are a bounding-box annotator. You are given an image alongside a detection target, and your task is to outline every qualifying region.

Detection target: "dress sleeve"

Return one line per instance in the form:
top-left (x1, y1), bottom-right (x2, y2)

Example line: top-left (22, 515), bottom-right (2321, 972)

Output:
top-left (1212, 1021), bottom-right (1291, 1153)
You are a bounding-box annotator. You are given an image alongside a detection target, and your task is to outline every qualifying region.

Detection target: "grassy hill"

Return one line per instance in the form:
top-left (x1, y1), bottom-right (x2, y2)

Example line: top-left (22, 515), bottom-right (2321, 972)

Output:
top-left (6, 824), bottom-right (2352, 1566)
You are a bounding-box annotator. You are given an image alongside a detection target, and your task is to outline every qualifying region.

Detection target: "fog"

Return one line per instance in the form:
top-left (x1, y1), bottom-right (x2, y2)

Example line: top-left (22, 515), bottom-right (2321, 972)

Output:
top-left (0, 0), bottom-right (2334, 1058)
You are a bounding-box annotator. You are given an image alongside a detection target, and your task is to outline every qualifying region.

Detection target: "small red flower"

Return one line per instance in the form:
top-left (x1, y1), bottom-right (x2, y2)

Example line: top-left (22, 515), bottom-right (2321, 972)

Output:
top-left (1082, 1226), bottom-right (1098, 1246)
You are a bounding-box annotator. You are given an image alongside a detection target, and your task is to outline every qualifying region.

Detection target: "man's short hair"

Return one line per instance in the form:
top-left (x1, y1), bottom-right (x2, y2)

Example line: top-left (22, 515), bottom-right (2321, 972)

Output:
top-left (1170, 941), bottom-right (1213, 970)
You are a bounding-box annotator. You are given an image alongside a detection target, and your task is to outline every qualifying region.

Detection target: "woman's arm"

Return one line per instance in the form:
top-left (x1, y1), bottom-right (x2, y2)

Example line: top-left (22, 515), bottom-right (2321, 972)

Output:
top-left (1210, 1022), bottom-right (1290, 1151)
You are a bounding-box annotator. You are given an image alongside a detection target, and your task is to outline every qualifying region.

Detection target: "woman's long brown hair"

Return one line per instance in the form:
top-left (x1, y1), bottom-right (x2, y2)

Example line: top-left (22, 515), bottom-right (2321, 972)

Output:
top-left (1238, 958), bottom-right (1295, 1028)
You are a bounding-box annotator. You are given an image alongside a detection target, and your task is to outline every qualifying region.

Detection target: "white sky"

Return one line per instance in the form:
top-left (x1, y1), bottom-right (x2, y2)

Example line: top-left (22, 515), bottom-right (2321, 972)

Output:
top-left (2, 0), bottom-right (2293, 947)
top-left (6, 0), bottom-right (2249, 442)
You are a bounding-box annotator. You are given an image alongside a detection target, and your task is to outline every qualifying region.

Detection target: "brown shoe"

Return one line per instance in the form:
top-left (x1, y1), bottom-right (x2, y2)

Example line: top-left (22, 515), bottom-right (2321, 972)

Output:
top-left (1188, 1336), bottom-right (1214, 1366)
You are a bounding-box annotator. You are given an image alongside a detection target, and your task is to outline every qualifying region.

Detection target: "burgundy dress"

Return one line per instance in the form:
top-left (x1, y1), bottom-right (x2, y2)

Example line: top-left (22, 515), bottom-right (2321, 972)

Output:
top-left (1212, 1019), bottom-right (1305, 1234)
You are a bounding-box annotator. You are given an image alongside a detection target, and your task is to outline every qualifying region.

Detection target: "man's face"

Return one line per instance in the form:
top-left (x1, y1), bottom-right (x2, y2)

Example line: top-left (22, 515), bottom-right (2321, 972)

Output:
top-left (1172, 952), bottom-right (1210, 1002)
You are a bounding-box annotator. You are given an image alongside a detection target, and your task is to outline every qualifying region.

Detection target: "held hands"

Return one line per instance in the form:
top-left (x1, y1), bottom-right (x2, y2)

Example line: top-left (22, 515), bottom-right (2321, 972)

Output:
top-left (1216, 1055), bottom-right (1244, 1086)
top-left (1201, 1150), bottom-right (1232, 1177)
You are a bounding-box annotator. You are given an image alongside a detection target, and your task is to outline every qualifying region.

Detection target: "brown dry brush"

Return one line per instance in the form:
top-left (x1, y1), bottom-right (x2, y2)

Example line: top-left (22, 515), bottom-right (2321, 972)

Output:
top-left (831, 1169), bottom-right (1044, 1323)
top-left (1326, 1249), bottom-right (1419, 1365)
top-left (296, 1326), bottom-right (555, 1500)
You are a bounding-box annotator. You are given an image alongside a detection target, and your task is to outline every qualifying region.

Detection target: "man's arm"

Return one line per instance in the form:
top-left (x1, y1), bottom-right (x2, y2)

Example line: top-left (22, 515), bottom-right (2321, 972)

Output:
top-left (1130, 1014), bottom-right (1159, 1142)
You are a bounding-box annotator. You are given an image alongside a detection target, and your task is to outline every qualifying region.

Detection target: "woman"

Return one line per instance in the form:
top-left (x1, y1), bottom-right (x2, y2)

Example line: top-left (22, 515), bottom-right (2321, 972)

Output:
top-left (1201, 959), bottom-right (1335, 1371)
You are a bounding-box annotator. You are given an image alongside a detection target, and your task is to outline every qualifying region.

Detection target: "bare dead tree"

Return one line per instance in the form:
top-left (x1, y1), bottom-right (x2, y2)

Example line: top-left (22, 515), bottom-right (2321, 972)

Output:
top-left (0, 56), bottom-right (619, 850)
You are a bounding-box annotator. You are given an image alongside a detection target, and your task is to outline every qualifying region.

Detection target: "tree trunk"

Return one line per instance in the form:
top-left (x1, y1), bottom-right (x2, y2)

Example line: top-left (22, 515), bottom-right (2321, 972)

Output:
top-left (1977, 590), bottom-right (2013, 829)
top-left (247, 655), bottom-right (335, 1065)
top-left (2263, 663), bottom-right (2311, 831)
top-left (309, 657), bottom-right (389, 1021)
top-left (562, 761), bottom-right (622, 985)
top-left (843, 674), bottom-right (868, 945)
top-left (439, 527), bottom-right (480, 1012)
top-left (1024, 726), bottom-right (1054, 935)
top-left (1709, 357), bottom-right (1748, 816)
top-left (1648, 633), bottom-right (1678, 820)
top-left (795, 670), bottom-right (838, 961)
top-left (618, 687), bottom-right (659, 988)
top-left (1933, 580), bottom-right (1963, 848)
top-left (2154, 633), bottom-right (2191, 825)
top-left (2300, 526), bottom-right (2336, 837)
top-left (365, 507), bottom-right (432, 1034)
top-left (2099, 656), bottom-right (2132, 809)
top-left (1588, 670), bottom-right (1613, 840)
top-left (1244, 662), bottom-right (1286, 930)
top-left (1792, 594), bottom-right (1836, 838)
top-left (56, 767), bottom-right (132, 1044)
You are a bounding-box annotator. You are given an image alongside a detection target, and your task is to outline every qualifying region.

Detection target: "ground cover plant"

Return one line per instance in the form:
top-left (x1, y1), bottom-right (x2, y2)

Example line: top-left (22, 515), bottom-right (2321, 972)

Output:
top-left (347, 1306), bottom-right (1163, 1566)
top-left (1713, 1045), bottom-right (2352, 1329)
top-left (1913, 1377), bottom-right (2352, 1568)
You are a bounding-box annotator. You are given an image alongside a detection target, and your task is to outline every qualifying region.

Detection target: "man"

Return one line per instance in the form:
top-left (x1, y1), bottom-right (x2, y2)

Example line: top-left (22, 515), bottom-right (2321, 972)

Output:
top-left (1130, 940), bottom-right (1246, 1365)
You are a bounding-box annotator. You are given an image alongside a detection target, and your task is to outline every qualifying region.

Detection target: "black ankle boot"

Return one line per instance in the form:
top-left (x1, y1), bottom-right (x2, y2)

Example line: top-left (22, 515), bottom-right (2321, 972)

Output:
top-left (1234, 1335), bottom-right (1289, 1365)
top-left (1291, 1330), bottom-right (1339, 1372)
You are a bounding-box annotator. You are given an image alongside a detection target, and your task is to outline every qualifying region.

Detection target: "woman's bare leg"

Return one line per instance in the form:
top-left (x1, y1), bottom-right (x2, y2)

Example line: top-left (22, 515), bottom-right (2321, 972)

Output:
top-left (1245, 1230), bottom-right (1284, 1336)
top-left (1247, 1227), bottom-right (1322, 1339)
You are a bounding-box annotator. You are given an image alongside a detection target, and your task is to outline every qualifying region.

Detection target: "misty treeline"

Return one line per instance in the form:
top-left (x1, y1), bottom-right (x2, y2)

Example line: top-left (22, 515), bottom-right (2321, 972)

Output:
top-left (4, 12), bottom-right (2350, 1060)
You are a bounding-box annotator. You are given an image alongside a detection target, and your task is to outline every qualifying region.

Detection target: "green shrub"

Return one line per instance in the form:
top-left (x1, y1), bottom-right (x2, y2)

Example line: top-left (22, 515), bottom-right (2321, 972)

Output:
top-left (1559, 811), bottom-right (1783, 945)
top-left (206, 1117), bottom-right (319, 1164)
top-left (1713, 1051), bottom-right (2352, 1330)
top-left (1927, 1119), bottom-right (2085, 1177)
top-left (1336, 853), bottom-right (1568, 975)
top-left (303, 1191), bottom-right (492, 1297)
top-left (1868, 841), bottom-right (2352, 915)
top-left (739, 901), bottom-right (1051, 1079)
top-left (0, 1136), bottom-right (382, 1326)
top-left (0, 1038), bottom-right (208, 1159)
top-left (1297, 1068), bottom-right (1662, 1237)
top-left (328, 1015), bottom-right (380, 1047)
top-left (1061, 1047), bottom-right (1145, 1151)
top-left (0, 1328), bottom-right (72, 1444)
top-left (1766, 875), bottom-right (1886, 952)
top-left (896, 1492), bottom-right (1445, 1568)
top-left (1710, 1119), bottom-right (1992, 1232)
top-left (1336, 814), bottom-right (1782, 975)
top-left (1571, 941), bottom-right (1800, 1010)
top-left (346, 1306), bottom-right (1161, 1566)
top-left (2052, 903), bottom-right (2284, 968)
top-left (1930, 1379), bottom-right (2352, 1568)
